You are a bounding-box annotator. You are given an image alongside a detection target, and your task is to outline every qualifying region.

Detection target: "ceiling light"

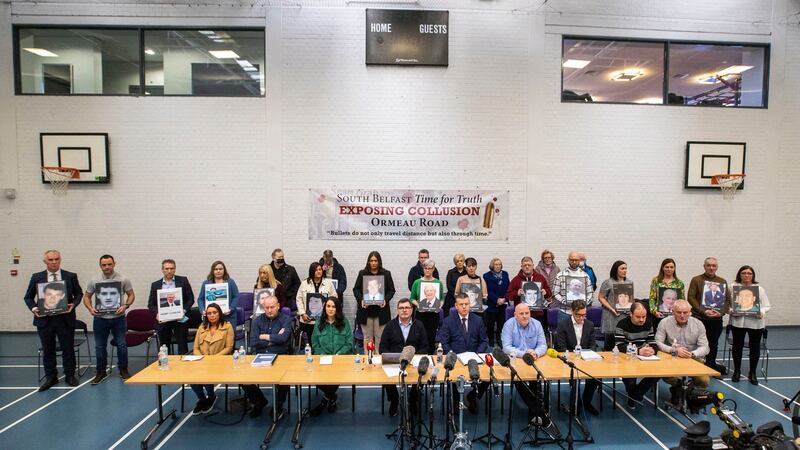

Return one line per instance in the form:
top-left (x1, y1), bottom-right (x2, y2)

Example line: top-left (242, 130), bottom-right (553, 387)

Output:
top-left (562, 59), bottom-right (590, 69)
top-left (611, 68), bottom-right (644, 81)
top-left (717, 65), bottom-right (753, 77)
top-left (199, 30), bottom-right (215, 35)
top-left (23, 48), bottom-right (58, 57)
top-left (144, 48), bottom-right (155, 55)
top-left (236, 59), bottom-right (254, 67)
top-left (244, 67), bottom-right (258, 72)
top-left (209, 50), bottom-right (240, 59)
top-left (213, 39), bottom-right (226, 43)
top-left (635, 97), bottom-right (663, 104)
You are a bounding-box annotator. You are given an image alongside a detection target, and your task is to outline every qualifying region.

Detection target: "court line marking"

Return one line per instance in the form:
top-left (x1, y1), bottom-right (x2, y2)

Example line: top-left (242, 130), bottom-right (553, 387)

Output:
top-left (153, 385), bottom-right (222, 450)
top-left (641, 395), bottom-right (688, 430)
top-left (757, 383), bottom-right (800, 408)
top-left (601, 390), bottom-right (668, 449)
top-left (0, 387), bottom-right (73, 390)
top-left (107, 386), bottom-right (184, 450)
top-left (0, 390), bottom-right (38, 413)
top-left (0, 374), bottom-right (69, 412)
top-left (0, 378), bottom-right (92, 435)
top-left (716, 380), bottom-right (792, 421)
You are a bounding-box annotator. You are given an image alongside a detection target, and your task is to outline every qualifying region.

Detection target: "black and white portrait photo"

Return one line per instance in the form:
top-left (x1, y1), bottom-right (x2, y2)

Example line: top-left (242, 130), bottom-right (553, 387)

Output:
top-left (37, 281), bottom-right (68, 315)
top-left (95, 281), bottom-right (122, 313)
top-left (522, 281), bottom-right (543, 310)
top-left (460, 283), bottom-right (483, 311)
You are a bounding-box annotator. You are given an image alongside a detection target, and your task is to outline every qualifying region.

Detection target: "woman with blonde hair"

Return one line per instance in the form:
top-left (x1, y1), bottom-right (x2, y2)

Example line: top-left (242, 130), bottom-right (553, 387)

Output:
top-left (254, 264), bottom-right (287, 308)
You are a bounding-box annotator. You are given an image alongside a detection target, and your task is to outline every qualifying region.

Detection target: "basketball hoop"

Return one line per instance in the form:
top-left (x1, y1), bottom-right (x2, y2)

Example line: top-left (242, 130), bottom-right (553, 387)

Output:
top-left (42, 166), bottom-right (79, 196)
top-left (711, 173), bottom-right (745, 200)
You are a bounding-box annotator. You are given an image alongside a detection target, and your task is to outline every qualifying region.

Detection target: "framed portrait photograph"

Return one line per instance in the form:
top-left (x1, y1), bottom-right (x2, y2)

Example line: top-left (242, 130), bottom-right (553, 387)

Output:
top-left (252, 288), bottom-right (275, 317)
top-left (684, 141), bottom-right (746, 189)
top-left (94, 281), bottom-right (123, 313)
top-left (362, 275), bottom-right (386, 306)
top-left (417, 281), bottom-right (442, 312)
top-left (157, 288), bottom-right (184, 322)
top-left (565, 276), bottom-right (586, 304)
top-left (330, 279), bottom-right (339, 292)
top-left (612, 283), bottom-right (634, 313)
top-left (205, 282), bottom-right (230, 314)
top-left (306, 293), bottom-right (325, 320)
top-left (459, 283), bottom-right (484, 312)
top-left (657, 287), bottom-right (681, 315)
top-left (37, 280), bottom-right (68, 315)
top-left (522, 281), bottom-right (543, 310)
top-left (732, 285), bottom-right (760, 316)
top-left (701, 281), bottom-right (726, 311)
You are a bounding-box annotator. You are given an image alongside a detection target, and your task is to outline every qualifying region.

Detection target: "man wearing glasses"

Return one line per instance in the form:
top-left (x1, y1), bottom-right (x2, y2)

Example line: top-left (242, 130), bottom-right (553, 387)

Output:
top-left (555, 300), bottom-right (600, 415)
top-left (655, 299), bottom-right (710, 406)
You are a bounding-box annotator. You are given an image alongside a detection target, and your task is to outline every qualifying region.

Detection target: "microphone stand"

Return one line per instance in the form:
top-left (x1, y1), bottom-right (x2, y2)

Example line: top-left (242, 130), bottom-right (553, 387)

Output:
top-left (424, 374), bottom-right (447, 450)
top-left (471, 365), bottom-right (504, 449)
top-left (443, 363), bottom-right (455, 446)
top-left (387, 366), bottom-right (417, 450)
top-left (517, 360), bottom-right (562, 449)
top-left (548, 355), bottom-right (600, 448)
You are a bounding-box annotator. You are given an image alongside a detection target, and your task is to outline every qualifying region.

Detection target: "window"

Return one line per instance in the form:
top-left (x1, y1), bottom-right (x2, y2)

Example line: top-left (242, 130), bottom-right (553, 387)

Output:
top-left (561, 37), bottom-right (769, 108)
top-left (667, 43), bottom-right (767, 107)
top-left (15, 27), bottom-right (265, 97)
top-left (16, 28), bottom-right (139, 95)
top-left (562, 38), bottom-right (665, 104)
top-left (144, 29), bottom-right (265, 96)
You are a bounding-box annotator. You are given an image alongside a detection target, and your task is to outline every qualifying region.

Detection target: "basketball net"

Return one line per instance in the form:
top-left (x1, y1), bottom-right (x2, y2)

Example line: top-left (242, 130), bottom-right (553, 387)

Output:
top-left (42, 167), bottom-right (79, 196)
top-left (711, 174), bottom-right (745, 200)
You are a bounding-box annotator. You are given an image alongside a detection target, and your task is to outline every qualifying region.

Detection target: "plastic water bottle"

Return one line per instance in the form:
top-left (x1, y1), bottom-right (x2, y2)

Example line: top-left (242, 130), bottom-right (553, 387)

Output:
top-left (353, 352), bottom-right (361, 371)
top-left (627, 342), bottom-right (637, 361)
top-left (158, 345), bottom-right (169, 371)
top-left (305, 343), bottom-right (313, 372)
top-left (564, 349), bottom-right (570, 360)
top-left (670, 339), bottom-right (679, 359)
top-left (574, 344), bottom-right (582, 360)
top-left (436, 343), bottom-right (444, 364)
top-left (611, 345), bottom-right (620, 363)
top-left (239, 345), bottom-right (246, 362)
top-left (233, 348), bottom-right (240, 368)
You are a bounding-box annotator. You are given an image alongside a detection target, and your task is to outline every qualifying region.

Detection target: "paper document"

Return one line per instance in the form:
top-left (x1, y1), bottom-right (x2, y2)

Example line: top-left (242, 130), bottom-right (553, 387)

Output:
top-left (383, 365), bottom-right (401, 377)
top-left (181, 355), bottom-right (204, 362)
top-left (636, 354), bottom-right (661, 361)
top-left (579, 350), bottom-right (603, 361)
top-left (457, 352), bottom-right (483, 365)
top-left (319, 356), bottom-right (333, 365)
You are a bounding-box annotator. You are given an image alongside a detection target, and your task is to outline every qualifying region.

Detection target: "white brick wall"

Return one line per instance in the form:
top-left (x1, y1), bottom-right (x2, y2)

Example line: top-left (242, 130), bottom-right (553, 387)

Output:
top-left (0, 0), bottom-right (798, 330)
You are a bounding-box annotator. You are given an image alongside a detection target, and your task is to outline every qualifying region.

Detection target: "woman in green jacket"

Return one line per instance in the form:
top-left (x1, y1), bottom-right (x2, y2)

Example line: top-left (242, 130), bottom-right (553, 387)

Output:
top-left (310, 296), bottom-right (354, 416)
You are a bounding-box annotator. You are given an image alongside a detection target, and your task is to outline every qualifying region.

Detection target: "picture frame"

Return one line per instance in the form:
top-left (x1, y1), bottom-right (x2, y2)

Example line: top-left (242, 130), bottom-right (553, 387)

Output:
top-left (521, 281), bottom-right (543, 310)
top-left (732, 285), bottom-right (760, 317)
top-left (253, 288), bottom-right (275, 317)
top-left (37, 280), bottom-right (68, 315)
top-left (459, 283), bottom-right (484, 312)
top-left (362, 275), bottom-right (385, 306)
top-left (205, 282), bottom-right (230, 314)
top-left (684, 141), bottom-right (746, 189)
top-left (657, 287), bottom-right (681, 315)
top-left (40, 133), bottom-right (110, 184)
top-left (306, 293), bottom-right (325, 320)
top-left (417, 281), bottom-right (442, 312)
top-left (94, 281), bottom-right (123, 314)
top-left (565, 276), bottom-right (586, 304)
top-left (612, 282), bottom-right (634, 313)
top-left (157, 288), bottom-right (184, 322)
top-left (701, 281), bottom-right (726, 311)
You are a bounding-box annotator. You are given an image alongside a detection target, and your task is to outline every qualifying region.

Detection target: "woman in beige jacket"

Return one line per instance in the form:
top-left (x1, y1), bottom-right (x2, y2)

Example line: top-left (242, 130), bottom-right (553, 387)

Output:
top-left (190, 303), bottom-right (234, 415)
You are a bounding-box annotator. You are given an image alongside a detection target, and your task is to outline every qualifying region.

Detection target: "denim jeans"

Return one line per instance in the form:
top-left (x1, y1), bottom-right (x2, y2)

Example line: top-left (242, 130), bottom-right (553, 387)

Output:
top-left (190, 384), bottom-right (216, 400)
top-left (94, 316), bottom-right (127, 371)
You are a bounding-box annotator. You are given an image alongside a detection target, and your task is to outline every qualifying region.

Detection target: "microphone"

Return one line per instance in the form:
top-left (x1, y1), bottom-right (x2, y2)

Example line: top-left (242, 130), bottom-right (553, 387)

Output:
top-left (399, 345), bottom-right (415, 371)
top-left (484, 353), bottom-right (494, 367)
top-left (522, 352), bottom-right (545, 379)
top-left (417, 355), bottom-right (430, 376)
top-left (484, 354), bottom-right (499, 396)
top-left (428, 365), bottom-right (440, 385)
top-left (546, 348), bottom-right (568, 363)
top-left (492, 347), bottom-right (511, 368)
top-left (443, 351), bottom-right (457, 371)
top-left (467, 359), bottom-right (480, 384)
top-left (366, 339), bottom-right (375, 365)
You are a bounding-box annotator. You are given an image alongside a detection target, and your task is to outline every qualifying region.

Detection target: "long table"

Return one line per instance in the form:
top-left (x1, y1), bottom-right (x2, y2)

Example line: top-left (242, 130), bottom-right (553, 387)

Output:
top-left (126, 352), bottom-right (718, 449)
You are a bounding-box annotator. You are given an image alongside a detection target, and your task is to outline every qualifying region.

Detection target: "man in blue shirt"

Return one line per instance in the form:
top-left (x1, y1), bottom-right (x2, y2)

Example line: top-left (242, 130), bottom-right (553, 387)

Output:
top-left (501, 303), bottom-right (553, 427)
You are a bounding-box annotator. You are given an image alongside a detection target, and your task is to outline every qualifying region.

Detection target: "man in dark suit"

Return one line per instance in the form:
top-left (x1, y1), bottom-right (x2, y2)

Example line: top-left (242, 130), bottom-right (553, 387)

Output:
top-left (147, 259), bottom-right (194, 355)
top-left (379, 298), bottom-right (428, 417)
top-left (23, 250), bottom-right (83, 391)
top-left (437, 293), bottom-right (490, 414)
top-left (555, 300), bottom-right (601, 415)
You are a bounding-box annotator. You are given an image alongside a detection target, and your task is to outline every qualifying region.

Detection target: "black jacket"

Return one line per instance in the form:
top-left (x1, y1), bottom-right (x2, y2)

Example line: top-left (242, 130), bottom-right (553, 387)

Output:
top-left (148, 275), bottom-right (195, 325)
top-left (353, 268), bottom-right (395, 325)
top-left (407, 262), bottom-right (440, 290)
top-left (271, 262), bottom-right (301, 310)
top-left (318, 257), bottom-right (347, 298)
top-left (379, 317), bottom-right (429, 354)
top-left (555, 318), bottom-right (596, 352)
top-left (24, 269), bottom-right (83, 328)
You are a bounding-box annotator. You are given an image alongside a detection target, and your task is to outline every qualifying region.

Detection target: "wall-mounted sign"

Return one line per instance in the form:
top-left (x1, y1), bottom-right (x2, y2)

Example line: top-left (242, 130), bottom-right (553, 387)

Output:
top-left (366, 9), bottom-right (449, 66)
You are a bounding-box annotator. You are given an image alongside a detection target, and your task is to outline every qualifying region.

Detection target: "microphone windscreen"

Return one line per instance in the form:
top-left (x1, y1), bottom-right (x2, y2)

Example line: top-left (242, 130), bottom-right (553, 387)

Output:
top-left (417, 355), bottom-right (430, 375)
top-left (484, 353), bottom-right (494, 367)
top-left (522, 352), bottom-right (535, 366)
top-left (429, 366), bottom-right (440, 381)
top-left (400, 345), bottom-right (416, 363)
top-left (546, 348), bottom-right (559, 358)
top-left (444, 351), bottom-right (458, 370)
top-left (492, 348), bottom-right (510, 367)
top-left (467, 359), bottom-right (480, 381)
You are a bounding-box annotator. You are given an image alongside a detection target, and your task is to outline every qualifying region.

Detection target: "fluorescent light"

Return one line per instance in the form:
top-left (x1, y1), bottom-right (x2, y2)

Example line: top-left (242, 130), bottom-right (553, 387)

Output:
top-left (635, 97), bottom-right (663, 104)
top-left (244, 67), bottom-right (258, 72)
top-left (209, 50), bottom-right (240, 59)
top-left (236, 59), bottom-right (254, 67)
top-left (562, 59), bottom-right (590, 69)
top-left (23, 48), bottom-right (58, 57)
top-left (717, 65), bottom-right (753, 77)
top-left (611, 68), bottom-right (644, 81)
top-left (199, 30), bottom-right (215, 35)
top-left (144, 48), bottom-right (155, 55)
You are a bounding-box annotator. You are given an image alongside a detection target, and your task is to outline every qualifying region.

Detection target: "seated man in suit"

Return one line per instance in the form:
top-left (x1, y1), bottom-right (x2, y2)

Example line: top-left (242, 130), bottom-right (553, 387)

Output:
top-left (437, 293), bottom-right (490, 414)
top-left (614, 301), bottom-right (660, 409)
top-left (379, 298), bottom-right (428, 417)
top-left (555, 300), bottom-right (601, 415)
top-left (147, 259), bottom-right (195, 355)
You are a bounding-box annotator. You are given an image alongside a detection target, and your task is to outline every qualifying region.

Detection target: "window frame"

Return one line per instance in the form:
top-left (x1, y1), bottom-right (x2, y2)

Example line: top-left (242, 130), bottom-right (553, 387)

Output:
top-left (560, 35), bottom-right (770, 109)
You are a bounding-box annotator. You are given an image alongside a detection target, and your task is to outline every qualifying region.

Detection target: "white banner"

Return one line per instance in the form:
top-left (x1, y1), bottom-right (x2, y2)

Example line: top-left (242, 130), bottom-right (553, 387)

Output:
top-left (309, 189), bottom-right (508, 240)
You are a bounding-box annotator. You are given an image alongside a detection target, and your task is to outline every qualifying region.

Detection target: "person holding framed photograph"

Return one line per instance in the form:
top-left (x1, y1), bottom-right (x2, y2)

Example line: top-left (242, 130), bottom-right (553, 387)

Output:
top-left (730, 265), bottom-right (770, 385)
top-left (296, 262), bottom-right (337, 349)
top-left (444, 253), bottom-right (467, 317)
top-left (407, 249), bottom-right (440, 290)
top-left (506, 256), bottom-right (552, 334)
top-left (24, 250), bottom-right (83, 391)
top-left (648, 258), bottom-right (685, 329)
top-left (353, 251), bottom-right (395, 352)
top-left (534, 249), bottom-right (560, 294)
top-left (454, 257), bottom-right (488, 312)
top-left (553, 251), bottom-right (593, 321)
top-left (189, 303), bottom-right (234, 415)
top-left (319, 249), bottom-right (347, 299)
top-left (147, 259), bottom-right (195, 355)
top-left (310, 297), bottom-right (354, 416)
top-left (40, 282), bottom-right (68, 314)
top-left (254, 264), bottom-right (287, 308)
top-left (598, 261), bottom-right (632, 351)
top-left (197, 261), bottom-right (239, 330)
top-left (483, 257), bottom-right (510, 347)
top-left (409, 259), bottom-right (445, 351)
top-left (687, 257), bottom-right (731, 374)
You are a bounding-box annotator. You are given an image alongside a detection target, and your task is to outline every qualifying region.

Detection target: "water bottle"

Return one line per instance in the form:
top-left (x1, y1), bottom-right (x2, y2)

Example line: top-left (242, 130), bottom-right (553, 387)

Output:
top-left (233, 348), bottom-right (240, 368)
top-left (627, 342), bottom-right (636, 361)
top-left (354, 352), bottom-right (361, 371)
top-left (436, 343), bottom-right (444, 364)
top-left (305, 343), bottom-right (313, 372)
top-left (611, 345), bottom-right (620, 363)
top-left (564, 349), bottom-right (570, 360)
top-left (670, 339), bottom-right (679, 359)
top-left (239, 345), bottom-right (246, 362)
top-left (574, 344), bottom-right (582, 360)
top-left (158, 345), bottom-right (169, 371)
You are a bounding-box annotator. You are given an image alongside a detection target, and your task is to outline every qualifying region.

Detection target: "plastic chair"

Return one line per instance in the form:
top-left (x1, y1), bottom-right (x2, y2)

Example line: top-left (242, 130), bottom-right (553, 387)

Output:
top-left (353, 322), bottom-right (364, 354)
top-left (111, 309), bottom-right (157, 370)
top-left (505, 305), bottom-right (514, 322)
top-left (38, 319), bottom-right (92, 380)
top-left (546, 308), bottom-right (559, 344)
top-left (234, 307), bottom-right (246, 350)
top-left (722, 324), bottom-right (769, 380)
top-left (586, 306), bottom-right (603, 350)
top-left (240, 292), bottom-right (255, 318)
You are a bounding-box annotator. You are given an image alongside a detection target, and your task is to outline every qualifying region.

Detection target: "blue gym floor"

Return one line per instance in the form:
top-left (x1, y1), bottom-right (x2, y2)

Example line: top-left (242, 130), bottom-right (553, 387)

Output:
top-left (0, 329), bottom-right (798, 449)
